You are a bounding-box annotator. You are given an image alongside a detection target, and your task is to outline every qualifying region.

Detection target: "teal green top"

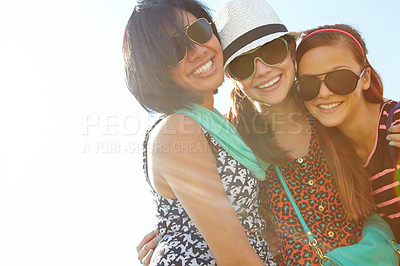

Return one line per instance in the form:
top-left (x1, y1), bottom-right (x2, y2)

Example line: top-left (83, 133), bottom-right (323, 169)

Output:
top-left (176, 104), bottom-right (269, 181)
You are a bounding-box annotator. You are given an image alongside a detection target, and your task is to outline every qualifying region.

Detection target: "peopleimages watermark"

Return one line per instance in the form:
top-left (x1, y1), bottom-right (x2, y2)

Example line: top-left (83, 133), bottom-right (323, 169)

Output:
top-left (81, 141), bottom-right (144, 154)
top-left (81, 140), bottom-right (214, 154)
top-left (81, 113), bottom-right (153, 154)
top-left (81, 112), bottom-right (317, 154)
top-left (82, 113), bottom-right (154, 136)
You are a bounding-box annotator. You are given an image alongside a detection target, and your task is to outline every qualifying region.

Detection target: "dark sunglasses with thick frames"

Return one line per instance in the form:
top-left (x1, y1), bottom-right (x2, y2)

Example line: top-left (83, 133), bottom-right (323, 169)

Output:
top-left (165, 18), bottom-right (213, 66)
top-left (227, 37), bottom-right (290, 81)
top-left (295, 67), bottom-right (367, 101)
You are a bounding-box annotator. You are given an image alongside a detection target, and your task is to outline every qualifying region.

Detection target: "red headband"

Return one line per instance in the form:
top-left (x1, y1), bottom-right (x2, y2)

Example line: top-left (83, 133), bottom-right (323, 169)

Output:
top-left (301, 28), bottom-right (365, 56)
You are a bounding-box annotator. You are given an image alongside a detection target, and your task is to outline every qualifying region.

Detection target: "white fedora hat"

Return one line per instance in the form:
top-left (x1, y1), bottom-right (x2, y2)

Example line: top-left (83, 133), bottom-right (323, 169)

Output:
top-left (214, 0), bottom-right (299, 69)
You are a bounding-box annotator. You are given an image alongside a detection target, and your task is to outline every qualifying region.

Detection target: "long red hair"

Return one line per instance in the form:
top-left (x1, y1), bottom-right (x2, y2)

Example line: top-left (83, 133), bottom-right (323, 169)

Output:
top-left (296, 24), bottom-right (383, 219)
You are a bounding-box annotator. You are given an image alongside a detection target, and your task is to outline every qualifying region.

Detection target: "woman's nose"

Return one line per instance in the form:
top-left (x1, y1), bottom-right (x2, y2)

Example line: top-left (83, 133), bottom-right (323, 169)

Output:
top-left (318, 80), bottom-right (334, 98)
top-left (186, 43), bottom-right (207, 62)
top-left (254, 58), bottom-right (272, 77)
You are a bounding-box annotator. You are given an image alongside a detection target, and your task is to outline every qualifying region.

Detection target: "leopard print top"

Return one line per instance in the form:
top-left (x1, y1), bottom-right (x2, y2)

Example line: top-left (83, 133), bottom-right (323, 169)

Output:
top-left (259, 134), bottom-right (363, 265)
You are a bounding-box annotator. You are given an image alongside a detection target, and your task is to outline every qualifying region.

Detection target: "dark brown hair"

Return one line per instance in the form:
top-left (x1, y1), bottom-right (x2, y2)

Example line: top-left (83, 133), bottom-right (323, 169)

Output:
top-left (122, 0), bottom-right (220, 114)
top-left (296, 24), bottom-right (381, 219)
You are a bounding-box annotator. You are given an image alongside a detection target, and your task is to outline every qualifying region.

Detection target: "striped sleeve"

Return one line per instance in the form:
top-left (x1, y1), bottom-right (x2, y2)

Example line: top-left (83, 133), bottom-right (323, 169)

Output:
top-left (371, 100), bottom-right (400, 240)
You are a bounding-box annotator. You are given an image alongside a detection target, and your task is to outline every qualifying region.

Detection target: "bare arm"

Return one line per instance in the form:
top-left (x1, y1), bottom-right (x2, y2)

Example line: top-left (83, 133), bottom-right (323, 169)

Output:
top-left (148, 114), bottom-right (264, 266)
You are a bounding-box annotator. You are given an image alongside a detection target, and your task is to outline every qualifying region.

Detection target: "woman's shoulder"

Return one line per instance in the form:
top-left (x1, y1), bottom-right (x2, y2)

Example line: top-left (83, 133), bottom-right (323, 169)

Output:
top-left (148, 113), bottom-right (205, 146)
top-left (379, 99), bottom-right (400, 122)
top-left (381, 99), bottom-right (400, 111)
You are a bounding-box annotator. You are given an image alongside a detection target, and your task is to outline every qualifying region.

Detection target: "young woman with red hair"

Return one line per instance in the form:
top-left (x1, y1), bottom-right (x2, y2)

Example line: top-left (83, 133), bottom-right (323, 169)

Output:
top-left (296, 24), bottom-right (400, 242)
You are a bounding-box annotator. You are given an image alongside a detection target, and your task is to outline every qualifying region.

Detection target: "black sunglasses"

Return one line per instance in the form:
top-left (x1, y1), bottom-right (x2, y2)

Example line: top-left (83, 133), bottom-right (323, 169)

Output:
top-left (165, 18), bottom-right (213, 66)
top-left (295, 68), bottom-right (366, 101)
top-left (227, 38), bottom-right (289, 81)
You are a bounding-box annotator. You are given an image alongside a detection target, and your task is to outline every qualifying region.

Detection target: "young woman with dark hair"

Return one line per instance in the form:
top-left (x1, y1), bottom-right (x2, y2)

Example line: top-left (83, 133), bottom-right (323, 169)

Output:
top-left (296, 23), bottom-right (400, 242)
top-left (124, 0), bottom-right (275, 265)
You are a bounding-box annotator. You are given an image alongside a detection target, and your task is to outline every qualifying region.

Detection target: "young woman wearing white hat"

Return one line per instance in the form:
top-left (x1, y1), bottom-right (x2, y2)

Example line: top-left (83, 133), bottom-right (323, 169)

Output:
top-left (214, 0), bottom-right (366, 264)
top-left (218, 0), bottom-right (399, 264)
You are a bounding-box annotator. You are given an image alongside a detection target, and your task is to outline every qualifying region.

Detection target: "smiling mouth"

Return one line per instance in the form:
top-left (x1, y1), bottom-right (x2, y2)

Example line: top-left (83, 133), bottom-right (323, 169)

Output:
top-left (257, 76), bottom-right (281, 89)
top-left (318, 102), bottom-right (343, 110)
top-left (193, 60), bottom-right (213, 75)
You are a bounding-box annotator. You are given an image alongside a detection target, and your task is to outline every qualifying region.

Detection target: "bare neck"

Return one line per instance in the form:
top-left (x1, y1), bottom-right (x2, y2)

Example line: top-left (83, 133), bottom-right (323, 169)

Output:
top-left (199, 92), bottom-right (214, 111)
top-left (338, 102), bottom-right (381, 162)
top-left (256, 94), bottom-right (312, 158)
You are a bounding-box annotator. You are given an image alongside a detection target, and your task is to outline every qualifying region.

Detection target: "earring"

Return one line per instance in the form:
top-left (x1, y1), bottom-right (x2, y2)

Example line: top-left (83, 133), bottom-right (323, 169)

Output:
top-left (235, 86), bottom-right (246, 100)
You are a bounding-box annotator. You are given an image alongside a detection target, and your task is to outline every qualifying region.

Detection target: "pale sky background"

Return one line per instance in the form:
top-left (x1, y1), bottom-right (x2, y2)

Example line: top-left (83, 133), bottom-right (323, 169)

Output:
top-left (0, 0), bottom-right (399, 265)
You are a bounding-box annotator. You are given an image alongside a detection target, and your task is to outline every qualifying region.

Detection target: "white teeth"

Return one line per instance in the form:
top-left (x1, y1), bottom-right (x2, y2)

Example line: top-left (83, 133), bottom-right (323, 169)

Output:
top-left (257, 76), bottom-right (280, 88)
top-left (193, 60), bottom-right (213, 75)
top-left (318, 102), bottom-right (341, 110)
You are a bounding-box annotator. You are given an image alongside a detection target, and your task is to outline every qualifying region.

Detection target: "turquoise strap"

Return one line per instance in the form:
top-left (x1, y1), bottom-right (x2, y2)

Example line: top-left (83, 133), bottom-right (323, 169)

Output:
top-left (274, 165), bottom-right (317, 243)
top-left (176, 104), bottom-right (269, 181)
